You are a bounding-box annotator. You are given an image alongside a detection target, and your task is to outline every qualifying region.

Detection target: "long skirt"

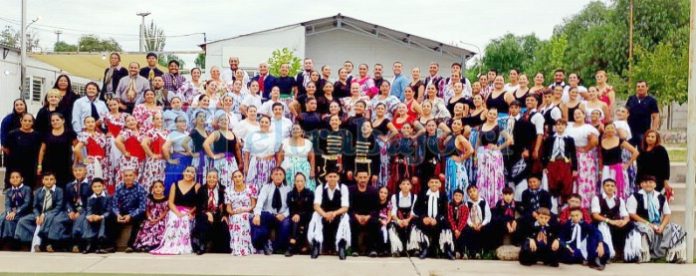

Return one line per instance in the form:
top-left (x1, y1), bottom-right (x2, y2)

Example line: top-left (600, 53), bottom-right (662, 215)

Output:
top-left (622, 149), bottom-right (637, 193)
top-left (85, 156), bottom-right (106, 186)
top-left (445, 157), bottom-right (469, 200)
top-left (191, 152), bottom-right (209, 184)
top-left (575, 149), bottom-right (598, 208)
top-left (246, 157), bottom-right (276, 195)
top-left (377, 139), bottom-right (390, 188)
top-left (163, 153), bottom-right (193, 193)
top-left (106, 137), bottom-right (122, 194)
top-left (283, 157), bottom-right (316, 192)
top-left (142, 157), bottom-right (166, 192)
top-left (229, 212), bottom-right (254, 256)
top-left (14, 212), bottom-right (70, 242)
top-left (602, 164), bottom-right (631, 201)
top-left (0, 211), bottom-right (24, 239)
top-left (467, 128), bottom-right (479, 185)
top-left (133, 218), bottom-right (167, 251)
top-left (150, 206), bottom-right (194, 255)
top-left (208, 154), bottom-right (239, 189)
top-left (476, 147), bottom-right (505, 206)
top-left (626, 222), bottom-right (686, 263)
top-left (117, 156), bottom-right (144, 186)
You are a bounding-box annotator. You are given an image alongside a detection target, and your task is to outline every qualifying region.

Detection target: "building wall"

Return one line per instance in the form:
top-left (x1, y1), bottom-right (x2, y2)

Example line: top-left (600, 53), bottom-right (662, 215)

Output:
top-left (205, 25), bottom-right (306, 75)
top-left (305, 28), bottom-right (464, 79)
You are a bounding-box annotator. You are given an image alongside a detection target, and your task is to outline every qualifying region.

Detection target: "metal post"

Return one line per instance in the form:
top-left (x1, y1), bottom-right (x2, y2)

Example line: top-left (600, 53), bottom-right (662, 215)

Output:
top-left (685, 0), bottom-right (696, 263)
top-left (19, 0), bottom-right (26, 96)
top-left (136, 12), bottom-right (151, 53)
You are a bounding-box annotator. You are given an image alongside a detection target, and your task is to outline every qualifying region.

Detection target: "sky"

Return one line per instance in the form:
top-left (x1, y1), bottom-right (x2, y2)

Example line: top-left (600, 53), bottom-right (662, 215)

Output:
top-left (1, 0), bottom-right (604, 66)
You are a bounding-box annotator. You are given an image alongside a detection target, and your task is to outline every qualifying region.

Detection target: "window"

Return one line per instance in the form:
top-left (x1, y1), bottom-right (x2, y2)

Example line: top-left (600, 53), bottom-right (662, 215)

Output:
top-left (22, 77), bottom-right (30, 100)
top-left (73, 83), bottom-right (86, 96)
top-left (31, 77), bottom-right (44, 102)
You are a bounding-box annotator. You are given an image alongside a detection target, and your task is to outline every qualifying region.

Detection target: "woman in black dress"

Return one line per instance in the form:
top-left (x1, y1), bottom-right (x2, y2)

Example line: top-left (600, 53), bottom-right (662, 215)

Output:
top-left (53, 74), bottom-right (79, 132)
top-left (1, 99), bottom-right (27, 149)
top-left (37, 112), bottom-right (77, 188)
top-left (636, 129), bottom-right (671, 193)
top-left (4, 113), bottom-right (41, 188)
top-left (36, 89), bottom-right (64, 135)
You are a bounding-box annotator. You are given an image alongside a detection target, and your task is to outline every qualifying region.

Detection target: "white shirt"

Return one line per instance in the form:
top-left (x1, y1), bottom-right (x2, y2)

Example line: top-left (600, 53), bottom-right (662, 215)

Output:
top-left (626, 190), bottom-right (671, 215)
top-left (259, 100), bottom-right (290, 118)
top-left (390, 192), bottom-right (417, 217)
top-left (221, 68), bottom-right (250, 87)
top-left (562, 85), bottom-right (588, 103)
top-left (72, 96), bottom-right (108, 132)
top-left (566, 123), bottom-right (599, 147)
top-left (591, 193), bottom-right (629, 218)
top-left (425, 189), bottom-right (440, 218)
top-left (241, 94), bottom-right (262, 110)
top-left (466, 198), bottom-right (491, 226)
top-left (254, 182), bottom-right (292, 216)
top-left (271, 117), bottom-right (292, 139)
top-left (614, 120), bottom-right (633, 141)
top-left (504, 83), bottom-right (520, 94)
top-left (551, 134), bottom-right (568, 160)
top-left (527, 109), bottom-right (545, 135)
top-left (314, 183), bottom-right (350, 208)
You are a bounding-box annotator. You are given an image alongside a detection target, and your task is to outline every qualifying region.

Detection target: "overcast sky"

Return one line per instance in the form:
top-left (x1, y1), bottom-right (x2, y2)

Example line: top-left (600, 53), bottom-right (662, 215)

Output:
top-left (2, 0), bottom-right (604, 64)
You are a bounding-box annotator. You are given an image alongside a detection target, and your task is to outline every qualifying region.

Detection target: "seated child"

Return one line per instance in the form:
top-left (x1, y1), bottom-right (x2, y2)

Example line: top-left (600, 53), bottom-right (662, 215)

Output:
top-left (81, 178), bottom-right (113, 254)
top-left (492, 187), bottom-right (520, 247)
top-left (463, 185), bottom-right (492, 259)
top-left (591, 178), bottom-right (632, 260)
top-left (518, 207), bottom-right (560, 267)
top-left (388, 179), bottom-right (418, 256)
top-left (132, 180), bottom-right (169, 252)
top-left (446, 189), bottom-right (469, 259)
top-left (412, 177), bottom-right (449, 259)
top-left (558, 193), bottom-right (592, 225)
top-left (559, 207), bottom-right (610, 271)
top-left (0, 171), bottom-right (32, 250)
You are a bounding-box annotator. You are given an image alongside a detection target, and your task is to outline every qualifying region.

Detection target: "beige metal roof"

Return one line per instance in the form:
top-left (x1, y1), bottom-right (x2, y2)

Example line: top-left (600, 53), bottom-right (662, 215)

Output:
top-left (30, 53), bottom-right (168, 81)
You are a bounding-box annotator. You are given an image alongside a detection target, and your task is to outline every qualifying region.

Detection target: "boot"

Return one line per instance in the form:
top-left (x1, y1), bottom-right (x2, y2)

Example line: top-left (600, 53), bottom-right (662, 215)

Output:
top-left (418, 242), bottom-right (429, 259)
top-left (338, 240), bottom-right (347, 260)
top-left (82, 241), bottom-right (93, 254)
top-left (310, 241), bottom-right (320, 259)
top-left (444, 244), bottom-right (455, 260)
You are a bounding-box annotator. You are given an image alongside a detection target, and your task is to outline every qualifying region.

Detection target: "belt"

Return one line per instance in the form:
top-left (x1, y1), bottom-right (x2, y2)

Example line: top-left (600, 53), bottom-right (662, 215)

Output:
top-left (322, 154), bottom-right (340, 161)
top-left (355, 157), bottom-right (372, 163)
top-left (552, 157), bottom-right (571, 163)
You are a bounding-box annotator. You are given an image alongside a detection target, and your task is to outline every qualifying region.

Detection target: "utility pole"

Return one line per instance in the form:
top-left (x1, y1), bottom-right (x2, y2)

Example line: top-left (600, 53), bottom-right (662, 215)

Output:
top-left (628, 0), bottom-right (634, 89)
top-left (20, 0), bottom-right (26, 96)
top-left (685, 0), bottom-right (696, 263)
top-left (136, 12), bottom-right (151, 52)
top-left (54, 30), bottom-right (62, 43)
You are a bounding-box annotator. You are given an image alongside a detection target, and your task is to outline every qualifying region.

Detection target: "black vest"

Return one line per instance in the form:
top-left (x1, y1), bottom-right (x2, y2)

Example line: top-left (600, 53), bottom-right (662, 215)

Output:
top-left (633, 192), bottom-right (666, 220)
top-left (542, 106), bottom-right (559, 134)
top-left (395, 193), bottom-right (415, 219)
top-left (321, 185), bottom-right (343, 212)
top-left (466, 200), bottom-right (487, 222)
top-left (599, 196), bottom-right (621, 220)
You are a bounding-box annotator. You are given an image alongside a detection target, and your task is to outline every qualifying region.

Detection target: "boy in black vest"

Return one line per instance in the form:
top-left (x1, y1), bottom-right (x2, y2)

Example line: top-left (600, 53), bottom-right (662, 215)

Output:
top-left (519, 207), bottom-right (560, 267)
top-left (518, 175), bottom-right (552, 225)
top-left (463, 185), bottom-right (492, 259)
top-left (591, 179), bottom-right (632, 260)
top-left (625, 175), bottom-right (686, 263)
top-left (413, 177), bottom-right (448, 259)
top-left (542, 119), bottom-right (577, 206)
top-left (307, 171), bottom-right (351, 260)
top-left (388, 179), bottom-right (418, 257)
top-left (81, 178), bottom-right (113, 254)
top-left (559, 207), bottom-right (610, 270)
top-left (491, 187), bottom-right (520, 247)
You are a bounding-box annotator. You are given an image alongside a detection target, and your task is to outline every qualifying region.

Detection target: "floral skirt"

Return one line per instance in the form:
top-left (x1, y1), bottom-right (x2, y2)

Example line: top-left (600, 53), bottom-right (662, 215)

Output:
top-left (467, 128), bottom-right (479, 185)
top-left (164, 153), bottom-right (193, 193)
top-left (106, 137), bottom-right (122, 194)
top-left (476, 147), bottom-right (504, 206)
top-left (229, 212), bottom-right (254, 256)
top-left (85, 156), bottom-right (106, 184)
top-left (602, 164), bottom-right (631, 201)
top-left (622, 148), bottom-right (637, 193)
top-left (133, 217), bottom-right (167, 251)
top-left (246, 156), bottom-right (276, 195)
top-left (117, 156), bottom-right (143, 186)
top-left (377, 139), bottom-right (390, 188)
top-left (150, 206), bottom-right (193, 255)
top-left (445, 157), bottom-right (469, 200)
top-left (208, 154), bottom-right (239, 189)
top-left (282, 157), bottom-right (316, 192)
top-left (142, 157), bottom-right (166, 192)
top-left (575, 149), bottom-right (598, 208)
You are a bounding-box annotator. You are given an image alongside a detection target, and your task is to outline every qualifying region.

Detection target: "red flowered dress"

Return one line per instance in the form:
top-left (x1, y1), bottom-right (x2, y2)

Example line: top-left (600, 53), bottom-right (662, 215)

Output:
top-left (104, 112), bottom-right (125, 193)
top-left (77, 131), bottom-right (107, 184)
top-left (141, 128), bottom-right (169, 191)
top-left (132, 104), bottom-right (163, 133)
top-left (118, 129), bottom-right (146, 185)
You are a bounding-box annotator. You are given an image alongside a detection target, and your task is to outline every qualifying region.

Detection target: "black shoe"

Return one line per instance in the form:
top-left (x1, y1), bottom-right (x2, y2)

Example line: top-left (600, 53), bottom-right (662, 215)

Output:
top-left (445, 248), bottom-right (455, 260)
top-left (285, 250), bottom-right (293, 257)
top-left (419, 249), bottom-right (429, 259)
top-left (310, 241), bottom-right (320, 259)
top-left (124, 247), bottom-right (134, 253)
top-left (338, 241), bottom-right (347, 260)
top-left (591, 257), bottom-right (605, 271)
top-left (195, 250), bottom-right (204, 255)
top-left (263, 243), bottom-right (273, 255)
top-left (548, 262), bottom-right (560, 267)
top-left (368, 251), bottom-right (378, 258)
top-left (82, 243), bottom-right (93, 254)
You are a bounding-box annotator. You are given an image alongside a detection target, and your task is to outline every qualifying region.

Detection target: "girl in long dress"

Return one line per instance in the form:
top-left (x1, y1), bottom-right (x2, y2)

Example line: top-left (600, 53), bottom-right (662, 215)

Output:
top-left (151, 166), bottom-right (201, 255)
top-left (74, 117), bottom-right (108, 184)
top-left (476, 108), bottom-right (512, 206)
top-left (114, 115), bottom-right (145, 185)
top-left (371, 103), bottom-right (398, 188)
top-left (132, 180), bottom-right (169, 252)
top-left (279, 124), bottom-right (316, 191)
top-left (566, 109), bottom-right (600, 208)
top-left (104, 99), bottom-right (125, 193)
top-left (204, 114), bottom-right (242, 189)
top-left (140, 112), bottom-right (169, 192)
top-left (443, 119), bottom-right (474, 199)
top-left (226, 170), bottom-right (257, 256)
top-left (243, 116), bottom-right (279, 194)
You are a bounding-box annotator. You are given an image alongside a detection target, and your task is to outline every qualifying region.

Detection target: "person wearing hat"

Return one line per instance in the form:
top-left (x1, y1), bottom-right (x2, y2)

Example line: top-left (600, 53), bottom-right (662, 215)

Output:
top-left (542, 119), bottom-right (577, 206)
top-left (139, 52), bottom-right (164, 84)
top-left (307, 170), bottom-right (351, 260)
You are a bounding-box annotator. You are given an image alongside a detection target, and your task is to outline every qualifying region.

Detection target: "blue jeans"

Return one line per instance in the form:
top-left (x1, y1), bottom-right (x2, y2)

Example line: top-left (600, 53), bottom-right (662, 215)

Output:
top-left (250, 211), bottom-right (291, 251)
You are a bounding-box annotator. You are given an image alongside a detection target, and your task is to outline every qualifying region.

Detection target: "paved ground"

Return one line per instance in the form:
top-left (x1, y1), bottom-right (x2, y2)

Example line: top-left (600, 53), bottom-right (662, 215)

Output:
top-left (0, 252), bottom-right (694, 276)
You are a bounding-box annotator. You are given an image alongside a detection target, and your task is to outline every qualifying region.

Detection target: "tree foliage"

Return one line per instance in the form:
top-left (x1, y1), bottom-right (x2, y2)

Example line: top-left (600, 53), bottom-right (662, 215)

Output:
top-left (158, 54), bottom-right (185, 69)
top-left (194, 52), bottom-right (206, 69)
top-left (77, 35), bottom-right (121, 52)
top-left (476, 0), bottom-right (689, 104)
top-left (144, 21), bottom-right (166, 52)
top-left (267, 48), bottom-right (301, 77)
top-left (0, 25), bottom-right (40, 51)
top-left (53, 41), bottom-right (77, 52)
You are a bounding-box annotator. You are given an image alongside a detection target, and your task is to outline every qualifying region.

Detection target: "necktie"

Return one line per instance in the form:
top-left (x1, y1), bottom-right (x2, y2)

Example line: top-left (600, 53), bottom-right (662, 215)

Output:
top-left (272, 186), bottom-right (282, 213)
top-left (530, 190), bottom-right (540, 211)
top-left (208, 189), bottom-right (215, 212)
top-left (42, 189), bottom-right (53, 213)
top-left (11, 188), bottom-right (21, 208)
top-left (259, 75), bottom-right (265, 93)
top-left (91, 101), bottom-right (100, 121)
top-left (148, 69), bottom-right (155, 80)
top-left (428, 192), bottom-right (437, 217)
top-left (647, 192), bottom-right (660, 224)
top-left (75, 182), bottom-right (82, 206)
top-left (471, 203), bottom-right (481, 225)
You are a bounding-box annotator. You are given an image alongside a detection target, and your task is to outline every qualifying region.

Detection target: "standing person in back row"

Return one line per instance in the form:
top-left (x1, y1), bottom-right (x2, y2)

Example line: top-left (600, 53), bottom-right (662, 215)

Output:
top-left (139, 52), bottom-right (163, 84)
top-left (390, 62), bottom-right (409, 102)
top-left (625, 80), bottom-right (659, 146)
top-left (101, 52), bottom-right (129, 101)
top-left (222, 56), bottom-right (250, 86)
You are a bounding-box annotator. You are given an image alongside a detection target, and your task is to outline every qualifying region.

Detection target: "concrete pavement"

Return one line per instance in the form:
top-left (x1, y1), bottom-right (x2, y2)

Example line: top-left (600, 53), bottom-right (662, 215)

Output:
top-left (0, 252), bottom-right (694, 276)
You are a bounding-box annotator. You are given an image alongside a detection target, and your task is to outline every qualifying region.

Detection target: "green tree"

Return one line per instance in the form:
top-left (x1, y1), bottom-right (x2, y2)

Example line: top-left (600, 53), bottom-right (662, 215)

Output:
top-left (53, 41), bottom-right (78, 52)
top-left (144, 21), bottom-right (166, 52)
top-left (267, 48), bottom-right (301, 76)
top-left (0, 25), bottom-right (40, 51)
top-left (631, 27), bottom-right (688, 105)
top-left (77, 35), bottom-right (121, 52)
top-left (194, 52), bottom-right (206, 69)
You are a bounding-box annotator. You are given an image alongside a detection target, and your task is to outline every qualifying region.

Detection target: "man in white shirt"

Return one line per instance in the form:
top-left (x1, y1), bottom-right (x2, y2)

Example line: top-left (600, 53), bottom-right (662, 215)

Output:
top-left (221, 56), bottom-right (250, 85)
top-left (270, 103), bottom-right (292, 140)
top-left (72, 82), bottom-right (108, 133)
top-left (307, 171), bottom-right (350, 260)
top-left (251, 167), bottom-right (293, 255)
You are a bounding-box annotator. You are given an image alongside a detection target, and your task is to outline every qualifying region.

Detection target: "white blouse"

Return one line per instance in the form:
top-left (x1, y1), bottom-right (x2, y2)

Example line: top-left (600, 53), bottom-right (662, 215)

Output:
top-left (281, 138), bottom-right (313, 168)
top-left (243, 131), bottom-right (279, 157)
top-left (566, 123), bottom-right (599, 147)
top-left (234, 120), bottom-right (260, 143)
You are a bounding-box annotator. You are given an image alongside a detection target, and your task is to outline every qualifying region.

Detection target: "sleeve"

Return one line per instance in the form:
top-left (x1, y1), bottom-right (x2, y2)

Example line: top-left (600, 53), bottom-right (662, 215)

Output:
top-left (313, 186), bottom-right (323, 205)
top-left (253, 185), bottom-right (267, 215)
top-left (551, 107), bottom-right (562, 120)
top-left (390, 195), bottom-right (398, 217)
top-left (619, 199), bottom-right (629, 218)
top-left (662, 200), bottom-right (671, 215)
top-left (482, 202), bottom-right (492, 226)
top-left (590, 196), bottom-right (601, 214)
top-left (111, 189), bottom-right (121, 216)
top-left (410, 194), bottom-right (418, 217)
top-left (658, 147), bottom-right (671, 183)
top-left (532, 114), bottom-right (545, 135)
top-left (1, 116), bottom-right (12, 145)
top-left (103, 197), bottom-right (113, 219)
top-left (86, 198), bottom-right (95, 215)
top-left (649, 98), bottom-right (659, 114)
top-left (340, 185), bottom-right (350, 208)
top-left (129, 189), bottom-right (147, 219)
top-left (71, 100), bottom-right (83, 132)
top-left (48, 189), bottom-right (64, 215)
top-left (626, 195), bottom-right (638, 215)
top-left (3, 190), bottom-right (10, 212)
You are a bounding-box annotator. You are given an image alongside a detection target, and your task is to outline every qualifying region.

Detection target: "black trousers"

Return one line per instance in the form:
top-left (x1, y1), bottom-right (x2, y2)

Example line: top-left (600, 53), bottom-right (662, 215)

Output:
top-left (519, 239), bottom-right (559, 266)
top-left (463, 225), bottom-right (489, 254)
top-left (417, 218), bottom-right (442, 253)
top-left (350, 215), bottom-right (380, 253)
top-left (194, 216), bottom-right (231, 253)
top-left (289, 213), bottom-right (311, 249)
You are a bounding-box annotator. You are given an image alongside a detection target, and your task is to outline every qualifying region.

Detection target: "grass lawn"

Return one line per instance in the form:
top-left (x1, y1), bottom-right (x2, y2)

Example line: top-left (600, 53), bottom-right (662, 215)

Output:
top-left (668, 148), bottom-right (687, 163)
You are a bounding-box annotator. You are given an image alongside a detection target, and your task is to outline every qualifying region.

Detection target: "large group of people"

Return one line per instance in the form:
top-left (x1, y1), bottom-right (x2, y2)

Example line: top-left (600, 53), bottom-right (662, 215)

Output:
top-left (0, 52), bottom-right (687, 269)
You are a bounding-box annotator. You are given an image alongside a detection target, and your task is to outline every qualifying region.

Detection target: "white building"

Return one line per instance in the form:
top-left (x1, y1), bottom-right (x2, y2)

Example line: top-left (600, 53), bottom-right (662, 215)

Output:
top-left (0, 45), bottom-right (95, 117)
top-left (201, 14), bottom-right (476, 78)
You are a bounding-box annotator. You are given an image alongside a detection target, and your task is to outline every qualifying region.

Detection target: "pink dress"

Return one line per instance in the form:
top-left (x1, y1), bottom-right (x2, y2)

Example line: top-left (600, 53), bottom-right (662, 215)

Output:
top-left (141, 129), bottom-right (169, 191)
top-left (132, 196), bottom-right (169, 251)
top-left (132, 104), bottom-right (163, 133)
top-left (226, 185), bottom-right (257, 256)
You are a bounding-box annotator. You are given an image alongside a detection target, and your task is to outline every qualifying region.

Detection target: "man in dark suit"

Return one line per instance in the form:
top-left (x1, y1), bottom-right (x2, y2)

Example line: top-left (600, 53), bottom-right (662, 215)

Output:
top-left (138, 52), bottom-right (163, 84)
top-left (251, 62), bottom-right (278, 101)
top-left (296, 58), bottom-right (314, 97)
top-left (101, 52), bottom-right (128, 101)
